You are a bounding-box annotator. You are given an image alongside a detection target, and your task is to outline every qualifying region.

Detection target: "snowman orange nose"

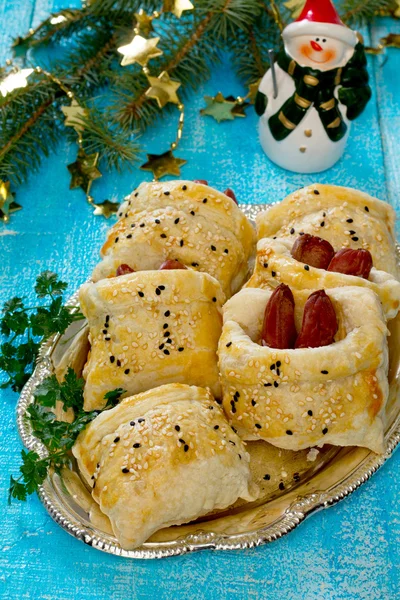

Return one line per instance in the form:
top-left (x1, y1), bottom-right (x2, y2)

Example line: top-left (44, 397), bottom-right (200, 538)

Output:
top-left (310, 40), bottom-right (323, 51)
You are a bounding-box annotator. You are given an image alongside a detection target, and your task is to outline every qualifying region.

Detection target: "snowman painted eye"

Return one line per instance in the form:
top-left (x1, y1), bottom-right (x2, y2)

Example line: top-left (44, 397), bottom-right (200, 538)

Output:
top-left (316, 38), bottom-right (320, 41)
top-left (322, 38), bottom-right (327, 43)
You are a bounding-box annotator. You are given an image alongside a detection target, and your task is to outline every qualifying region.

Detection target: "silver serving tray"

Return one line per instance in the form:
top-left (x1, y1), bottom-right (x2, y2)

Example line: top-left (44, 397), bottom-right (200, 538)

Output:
top-left (16, 204), bottom-right (400, 559)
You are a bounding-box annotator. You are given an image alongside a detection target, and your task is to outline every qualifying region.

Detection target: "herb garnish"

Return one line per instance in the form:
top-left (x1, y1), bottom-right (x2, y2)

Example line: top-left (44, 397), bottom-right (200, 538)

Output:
top-left (0, 271), bottom-right (83, 391)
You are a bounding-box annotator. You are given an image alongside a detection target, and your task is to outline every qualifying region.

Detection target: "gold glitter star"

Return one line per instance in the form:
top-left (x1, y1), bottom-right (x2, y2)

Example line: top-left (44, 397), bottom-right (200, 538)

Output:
top-left (61, 100), bottom-right (88, 133)
top-left (0, 181), bottom-right (21, 222)
top-left (0, 68), bottom-right (33, 97)
top-left (163, 0), bottom-right (194, 18)
top-left (68, 149), bottom-right (102, 194)
top-left (92, 200), bottom-right (120, 218)
top-left (145, 71), bottom-right (181, 108)
top-left (232, 101), bottom-right (250, 117)
top-left (248, 79), bottom-right (262, 104)
top-left (200, 92), bottom-right (236, 123)
top-left (134, 9), bottom-right (154, 36)
top-left (140, 150), bottom-right (187, 180)
top-left (118, 35), bottom-right (163, 67)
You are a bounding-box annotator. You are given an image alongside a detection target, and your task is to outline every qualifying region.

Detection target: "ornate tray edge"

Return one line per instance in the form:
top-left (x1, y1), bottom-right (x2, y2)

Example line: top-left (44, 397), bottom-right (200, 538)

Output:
top-left (15, 203), bottom-right (400, 559)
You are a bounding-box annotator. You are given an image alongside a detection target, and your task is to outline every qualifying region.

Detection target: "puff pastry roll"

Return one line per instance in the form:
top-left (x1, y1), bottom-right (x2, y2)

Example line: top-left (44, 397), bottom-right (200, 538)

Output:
top-left (247, 238), bottom-right (400, 320)
top-left (257, 184), bottom-right (399, 278)
top-left (92, 180), bottom-right (256, 297)
top-left (218, 286), bottom-right (388, 453)
top-left (72, 383), bottom-right (257, 549)
top-left (79, 270), bottom-right (224, 411)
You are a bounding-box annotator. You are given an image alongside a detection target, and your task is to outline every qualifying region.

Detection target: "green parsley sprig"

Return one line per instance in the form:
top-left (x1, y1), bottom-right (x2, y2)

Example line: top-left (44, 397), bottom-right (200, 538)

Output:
top-left (0, 271), bottom-right (83, 392)
top-left (9, 367), bottom-right (126, 502)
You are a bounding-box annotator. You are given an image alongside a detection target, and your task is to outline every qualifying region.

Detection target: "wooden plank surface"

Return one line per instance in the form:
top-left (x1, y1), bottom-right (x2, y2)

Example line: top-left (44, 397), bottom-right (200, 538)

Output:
top-left (0, 3), bottom-right (399, 599)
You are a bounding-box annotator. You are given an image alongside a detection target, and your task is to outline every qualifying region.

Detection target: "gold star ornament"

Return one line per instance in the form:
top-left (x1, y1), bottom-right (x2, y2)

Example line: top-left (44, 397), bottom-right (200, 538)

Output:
top-left (200, 92), bottom-right (236, 123)
top-left (134, 9), bottom-right (154, 36)
top-left (68, 149), bottom-right (102, 194)
top-left (92, 200), bottom-right (120, 218)
top-left (145, 71), bottom-right (181, 108)
top-left (118, 35), bottom-right (163, 67)
top-left (163, 0), bottom-right (194, 18)
top-left (140, 150), bottom-right (187, 180)
top-left (61, 100), bottom-right (88, 133)
top-left (0, 181), bottom-right (21, 222)
top-left (0, 68), bottom-right (33, 97)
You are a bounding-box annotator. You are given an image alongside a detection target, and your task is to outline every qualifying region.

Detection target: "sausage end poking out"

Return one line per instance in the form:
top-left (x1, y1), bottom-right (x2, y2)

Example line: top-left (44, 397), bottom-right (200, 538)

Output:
top-left (116, 264), bottom-right (135, 276)
top-left (327, 248), bottom-right (373, 279)
top-left (295, 290), bottom-right (338, 349)
top-left (159, 259), bottom-right (187, 270)
top-left (291, 234), bottom-right (335, 270)
top-left (261, 283), bottom-right (297, 349)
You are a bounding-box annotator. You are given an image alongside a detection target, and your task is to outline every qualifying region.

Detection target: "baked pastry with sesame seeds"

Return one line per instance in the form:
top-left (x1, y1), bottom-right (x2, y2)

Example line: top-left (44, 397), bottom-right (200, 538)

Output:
top-left (79, 269), bottom-right (224, 411)
top-left (91, 180), bottom-right (256, 298)
top-left (246, 237), bottom-right (400, 321)
top-left (256, 184), bottom-right (399, 278)
top-left (72, 383), bottom-right (258, 550)
top-left (218, 286), bottom-right (389, 454)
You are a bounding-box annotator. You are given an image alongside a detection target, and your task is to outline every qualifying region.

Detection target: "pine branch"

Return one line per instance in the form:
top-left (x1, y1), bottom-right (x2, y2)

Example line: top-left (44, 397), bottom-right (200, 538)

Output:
top-left (340, 0), bottom-right (396, 25)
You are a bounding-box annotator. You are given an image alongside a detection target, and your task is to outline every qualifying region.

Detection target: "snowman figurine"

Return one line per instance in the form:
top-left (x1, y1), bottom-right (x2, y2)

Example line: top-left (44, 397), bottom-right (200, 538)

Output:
top-left (256, 0), bottom-right (371, 173)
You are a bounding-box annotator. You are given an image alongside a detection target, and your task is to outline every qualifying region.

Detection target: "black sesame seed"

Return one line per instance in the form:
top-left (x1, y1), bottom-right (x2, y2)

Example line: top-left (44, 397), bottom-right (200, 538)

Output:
top-left (134, 192), bottom-right (138, 197)
top-left (179, 438), bottom-right (186, 444)
top-left (114, 437), bottom-right (120, 443)
top-left (164, 310), bottom-right (170, 317)
top-left (208, 405), bottom-right (214, 410)
top-left (346, 218), bottom-right (353, 223)
top-left (118, 212), bottom-right (123, 218)
top-left (270, 363), bottom-right (276, 370)
top-left (263, 262), bottom-right (268, 268)
top-left (178, 347), bottom-right (184, 352)
top-left (349, 230), bottom-right (355, 235)
top-left (133, 443), bottom-right (141, 448)
top-left (202, 198), bottom-right (207, 203)
top-left (164, 349), bottom-right (170, 355)
top-left (214, 425), bottom-right (219, 430)
top-left (159, 343), bottom-right (164, 350)
top-left (276, 361), bottom-right (281, 367)
top-left (138, 291), bottom-right (144, 297)
top-left (320, 221), bottom-right (325, 227)
top-left (164, 331), bottom-right (170, 337)
top-left (174, 218), bottom-right (180, 224)
top-left (255, 423), bottom-right (262, 429)
top-left (131, 223), bottom-right (135, 228)
top-left (251, 399), bottom-right (256, 407)
top-left (155, 219), bottom-right (160, 224)
top-left (130, 421), bottom-right (135, 426)
top-left (124, 369), bottom-right (130, 375)
top-left (263, 474), bottom-right (271, 481)
top-left (238, 454), bottom-right (242, 460)
top-left (290, 228), bottom-right (295, 234)
top-left (122, 468), bottom-right (129, 473)
top-left (293, 473), bottom-right (301, 482)
top-left (313, 189), bottom-right (320, 195)
top-left (231, 404), bottom-right (237, 414)
top-left (276, 368), bottom-right (280, 377)
top-left (226, 342), bottom-right (232, 348)
top-left (166, 338), bottom-right (172, 344)
top-left (229, 440), bottom-right (236, 446)
top-left (106, 315), bottom-right (110, 322)
top-left (274, 381), bottom-right (279, 388)
top-left (352, 236), bottom-right (359, 242)
top-left (224, 249), bottom-right (229, 254)
top-left (190, 210), bottom-right (195, 216)
top-left (180, 240), bottom-right (184, 247)
top-left (322, 428), bottom-right (328, 435)
top-left (286, 430), bottom-right (293, 435)
top-left (110, 356), bottom-right (115, 363)
top-left (160, 233), bottom-right (167, 238)
top-left (308, 410), bottom-right (313, 416)
top-left (175, 425), bottom-right (180, 431)
top-left (105, 337), bottom-right (111, 341)
top-left (212, 297), bottom-right (217, 302)
top-left (234, 391), bottom-right (240, 398)
top-left (125, 213), bottom-right (128, 218)
top-left (184, 444), bottom-right (189, 452)
top-left (140, 223), bottom-right (145, 228)
top-left (264, 383), bottom-right (272, 387)
top-left (127, 234), bottom-right (132, 239)
top-left (304, 265), bottom-right (310, 271)
top-left (321, 370), bottom-right (329, 374)
top-left (365, 206), bottom-right (369, 212)
top-left (115, 237), bottom-right (119, 243)
top-left (159, 285), bottom-right (165, 290)
top-left (271, 271), bottom-right (276, 277)
top-left (103, 329), bottom-right (107, 334)
top-left (231, 426), bottom-right (238, 433)
top-left (163, 323), bottom-right (168, 329)
top-left (299, 232), bottom-right (304, 235)
top-left (156, 288), bottom-right (161, 295)
top-left (164, 191), bottom-right (170, 196)
top-left (323, 212), bottom-right (326, 217)
top-left (211, 245), bottom-right (216, 251)
top-left (138, 418), bottom-right (145, 423)
top-left (182, 185), bottom-right (187, 191)
top-left (117, 359), bottom-right (121, 367)
top-left (279, 482), bottom-right (285, 490)
top-left (192, 262), bottom-right (199, 267)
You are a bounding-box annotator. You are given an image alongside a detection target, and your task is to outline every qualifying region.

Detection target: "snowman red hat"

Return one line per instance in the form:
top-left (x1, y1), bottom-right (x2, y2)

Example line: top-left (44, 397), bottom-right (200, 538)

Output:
top-left (283, 0), bottom-right (357, 48)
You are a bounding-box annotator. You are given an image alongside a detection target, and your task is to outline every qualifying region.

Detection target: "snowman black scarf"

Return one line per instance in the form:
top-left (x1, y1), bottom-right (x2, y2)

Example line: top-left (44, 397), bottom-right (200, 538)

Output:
top-left (257, 43), bottom-right (371, 143)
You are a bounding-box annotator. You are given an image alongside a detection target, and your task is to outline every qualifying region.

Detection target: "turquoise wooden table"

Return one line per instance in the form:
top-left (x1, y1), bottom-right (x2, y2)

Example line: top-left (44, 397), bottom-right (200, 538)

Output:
top-left (1, 2), bottom-right (399, 599)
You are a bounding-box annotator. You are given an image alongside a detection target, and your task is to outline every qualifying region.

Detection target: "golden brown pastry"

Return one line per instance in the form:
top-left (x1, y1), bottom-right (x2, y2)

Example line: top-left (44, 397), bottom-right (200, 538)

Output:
top-left (247, 237), bottom-right (400, 320)
top-left (256, 184), bottom-right (399, 278)
top-left (92, 180), bottom-right (256, 297)
top-left (218, 286), bottom-right (389, 454)
top-left (79, 269), bottom-right (224, 411)
top-left (72, 384), bottom-right (258, 550)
